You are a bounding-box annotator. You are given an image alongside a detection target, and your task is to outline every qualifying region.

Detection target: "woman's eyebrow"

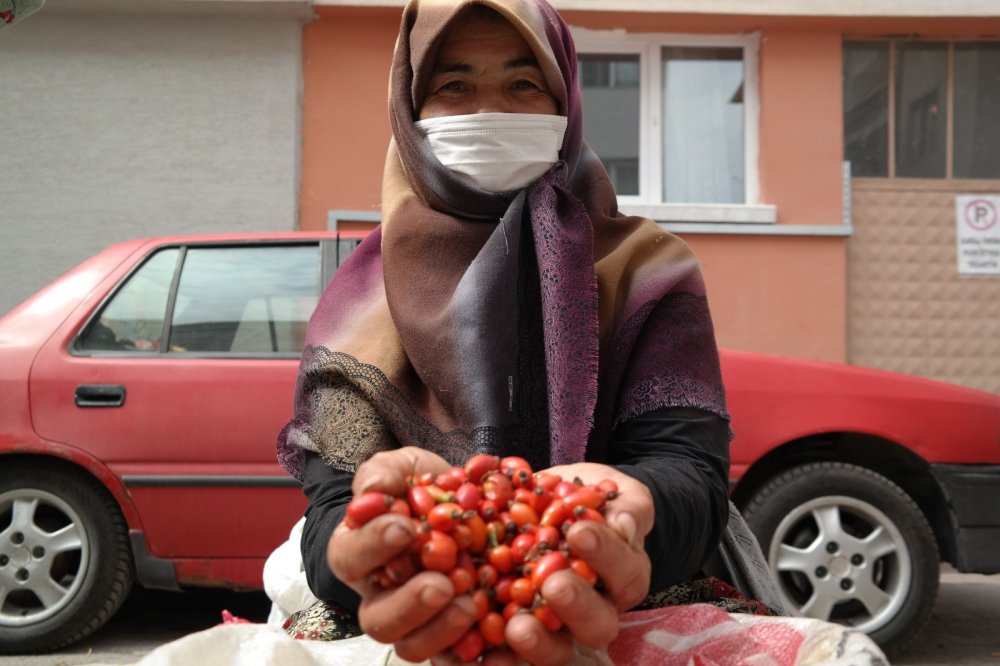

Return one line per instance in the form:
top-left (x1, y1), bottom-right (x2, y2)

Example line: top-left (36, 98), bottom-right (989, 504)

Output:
top-left (505, 55), bottom-right (541, 70)
top-left (433, 61), bottom-right (473, 74)
top-left (431, 56), bottom-right (540, 75)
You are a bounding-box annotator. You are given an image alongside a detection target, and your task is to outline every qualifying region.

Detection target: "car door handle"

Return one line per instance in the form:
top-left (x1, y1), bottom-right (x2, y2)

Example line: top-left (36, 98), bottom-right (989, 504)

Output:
top-left (75, 384), bottom-right (126, 408)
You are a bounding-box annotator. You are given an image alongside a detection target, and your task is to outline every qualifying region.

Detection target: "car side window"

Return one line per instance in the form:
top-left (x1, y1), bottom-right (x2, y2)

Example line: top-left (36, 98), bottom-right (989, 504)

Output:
top-left (77, 248), bottom-right (181, 352)
top-left (167, 245), bottom-right (320, 354)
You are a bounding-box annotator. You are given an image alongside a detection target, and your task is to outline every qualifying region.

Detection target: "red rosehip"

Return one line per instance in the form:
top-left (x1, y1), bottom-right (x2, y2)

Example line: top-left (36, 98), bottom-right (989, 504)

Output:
top-left (464, 453), bottom-right (501, 483)
top-left (531, 551), bottom-right (569, 589)
top-left (510, 532), bottom-right (536, 563)
top-left (564, 487), bottom-right (605, 512)
top-left (421, 530), bottom-right (457, 572)
top-left (449, 566), bottom-right (475, 595)
top-left (479, 611), bottom-right (506, 646)
top-left (493, 575), bottom-right (516, 605)
top-left (510, 577), bottom-right (536, 607)
top-left (451, 628), bottom-right (485, 662)
top-left (533, 603), bottom-right (563, 632)
top-left (500, 455), bottom-right (531, 476)
top-left (508, 501), bottom-right (539, 528)
top-left (488, 544), bottom-right (515, 574)
top-left (344, 492), bottom-right (393, 529)
top-left (481, 471), bottom-right (514, 507)
top-left (427, 502), bottom-right (463, 532)
top-left (407, 484), bottom-right (436, 518)
top-left (455, 481), bottom-right (483, 511)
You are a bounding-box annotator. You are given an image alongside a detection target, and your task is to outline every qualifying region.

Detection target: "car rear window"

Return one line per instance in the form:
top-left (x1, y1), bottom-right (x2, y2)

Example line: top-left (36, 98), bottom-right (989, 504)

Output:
top-left (77, 243), bottom-right (322, 356)
top-left (170, 245), bottom-right (319, 354)
top-left (78, 248), bottom-right (180, 352)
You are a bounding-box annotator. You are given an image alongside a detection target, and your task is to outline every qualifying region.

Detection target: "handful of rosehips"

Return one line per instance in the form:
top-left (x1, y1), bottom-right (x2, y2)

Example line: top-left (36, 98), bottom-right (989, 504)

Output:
top-left (343, 453), bottom-right (619, 662)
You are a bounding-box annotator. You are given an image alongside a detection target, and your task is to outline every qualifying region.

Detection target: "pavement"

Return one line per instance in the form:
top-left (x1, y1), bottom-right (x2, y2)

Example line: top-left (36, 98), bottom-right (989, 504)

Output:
top-left (892, 570), bottom-right (1000, 666)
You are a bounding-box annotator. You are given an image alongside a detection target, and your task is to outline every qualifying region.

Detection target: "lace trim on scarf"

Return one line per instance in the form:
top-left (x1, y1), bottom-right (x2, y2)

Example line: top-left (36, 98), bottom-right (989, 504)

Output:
top-left (611, 292), bottom-right (730, 429)
top-left (278, 347), bottom-right (510, 478)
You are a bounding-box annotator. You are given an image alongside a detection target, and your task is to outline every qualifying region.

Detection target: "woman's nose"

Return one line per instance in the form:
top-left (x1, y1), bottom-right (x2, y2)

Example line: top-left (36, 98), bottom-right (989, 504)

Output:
top-left (475, 89), bottom-right (513, 114)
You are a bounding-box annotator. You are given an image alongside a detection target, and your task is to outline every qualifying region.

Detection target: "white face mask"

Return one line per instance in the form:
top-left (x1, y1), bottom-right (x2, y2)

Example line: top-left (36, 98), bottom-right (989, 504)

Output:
top-left (415, 112), bottom-right (568, 193)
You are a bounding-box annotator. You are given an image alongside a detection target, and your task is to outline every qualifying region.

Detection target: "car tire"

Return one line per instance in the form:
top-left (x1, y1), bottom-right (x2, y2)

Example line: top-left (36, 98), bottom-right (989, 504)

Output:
top-left (743, 461), bottom-right (938, 657)
top-left (0, 462), bottom-right (134, 653)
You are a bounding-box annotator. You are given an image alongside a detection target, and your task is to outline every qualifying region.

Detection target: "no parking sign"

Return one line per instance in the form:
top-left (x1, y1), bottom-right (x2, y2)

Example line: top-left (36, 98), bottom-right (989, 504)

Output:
top-left (956, 195), bottom-right (1000, 277)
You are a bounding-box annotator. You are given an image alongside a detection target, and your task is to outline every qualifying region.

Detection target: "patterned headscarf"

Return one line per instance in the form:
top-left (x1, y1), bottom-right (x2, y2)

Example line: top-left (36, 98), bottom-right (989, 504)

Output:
top-left (277, 0), bottom-right (727, 480)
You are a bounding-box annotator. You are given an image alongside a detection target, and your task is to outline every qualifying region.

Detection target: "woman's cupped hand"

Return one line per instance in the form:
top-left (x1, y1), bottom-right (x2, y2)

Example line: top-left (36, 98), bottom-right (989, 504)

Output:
top-left (498, 462), bottom-right (653, 665)
top-left (326, 448), bottom-right (653, 665)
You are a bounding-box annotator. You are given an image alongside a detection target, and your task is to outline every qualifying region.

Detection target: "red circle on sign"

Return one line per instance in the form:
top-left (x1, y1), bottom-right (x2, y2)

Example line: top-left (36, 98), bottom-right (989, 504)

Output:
top-left (964, 199), bottom-right (998, 231)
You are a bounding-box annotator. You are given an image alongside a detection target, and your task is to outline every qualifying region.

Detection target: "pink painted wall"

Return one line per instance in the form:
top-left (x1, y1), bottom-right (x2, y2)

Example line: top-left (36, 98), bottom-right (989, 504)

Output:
top-left (690, 235), bottom-right (846, 361)
top-left (300, 8), bottom-right (398, 232)
top-left (758, 30), bottom-right (844, 226)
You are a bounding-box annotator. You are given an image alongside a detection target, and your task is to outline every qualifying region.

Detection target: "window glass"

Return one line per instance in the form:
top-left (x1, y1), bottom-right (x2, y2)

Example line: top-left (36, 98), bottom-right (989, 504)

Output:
top-left (895, 42), bottom-right (948, 178)
top-left (579, 54), bottom-right (641, 196)
top-left (604, 159), bottom-right (639, 196)
top-left (78, 249), bottom-right (180, 352)
top-left (954, 43), bottom-right (1000, 179)
top-left (169, 245), bottom-right (320, 354)
top-left (843, 42), bottom-right (889, 177)
top-left (662, 47), bottom-right (745, 203)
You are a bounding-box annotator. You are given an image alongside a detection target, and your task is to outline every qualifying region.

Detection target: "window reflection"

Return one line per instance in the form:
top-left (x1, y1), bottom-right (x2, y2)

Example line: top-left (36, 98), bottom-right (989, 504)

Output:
top-left (895, 43), bottom-right (947, 178)
top-left (662, 47), bottom-right (745, 204)
top-left (843, 42), bottom-right (889, 177)
top-left (844, 39), bottom-right (1000, 180)
top-left (169, 245), bottom-right (320, 354)
top-left (78, 249), bottom-right (179, 352)
top-left (954, 43), bottom-right (1000, 179)
top-left (579, 54), bottom-right (641, 196)
top-left (77, 244), bottom-right (323, 355)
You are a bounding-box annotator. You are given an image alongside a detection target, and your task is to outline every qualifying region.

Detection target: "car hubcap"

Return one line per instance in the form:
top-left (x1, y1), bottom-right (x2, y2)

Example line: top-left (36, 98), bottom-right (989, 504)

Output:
top-left (0, 489), bottom-right (89, 626)
top-left (768, 495), bottom-right (910, 634)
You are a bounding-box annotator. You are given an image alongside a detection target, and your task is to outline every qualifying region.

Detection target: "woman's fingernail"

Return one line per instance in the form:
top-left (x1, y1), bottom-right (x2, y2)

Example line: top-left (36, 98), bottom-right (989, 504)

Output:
top-left (613, 512), bottom-right (638, 545)
top-left (358, 474), bottom-right (385, 493)
top-left (420, 583), bottom-right (451, 607)
top-left (574, 525), bottom-right (598, 553)
top-left (383, 521), bottom-right (412, 547)
top-left (510, 624), bottom-right (539, 650)
top-left (545, 575), bottom-right (576, 604)
top-left (453, 594), bottom-right (478, 616)
top-left (447, 596), bottom-right (478, 627)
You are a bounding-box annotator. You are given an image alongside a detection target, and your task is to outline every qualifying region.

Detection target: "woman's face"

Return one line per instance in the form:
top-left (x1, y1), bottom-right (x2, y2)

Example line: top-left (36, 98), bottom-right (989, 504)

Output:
top-left (418, 11), bottom-right (558, 119)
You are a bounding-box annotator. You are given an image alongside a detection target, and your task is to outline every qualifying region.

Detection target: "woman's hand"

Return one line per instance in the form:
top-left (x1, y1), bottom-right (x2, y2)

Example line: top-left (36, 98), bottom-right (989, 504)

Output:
top-left (330, 454), bottom-right (651, 665)
top-left (497, 463), bottom-right (654, 666)
top-left (325, 447), bottom-right (480, 663)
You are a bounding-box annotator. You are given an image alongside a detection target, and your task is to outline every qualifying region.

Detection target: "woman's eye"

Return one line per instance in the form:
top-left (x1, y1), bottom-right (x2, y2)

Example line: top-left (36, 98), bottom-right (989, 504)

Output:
top-left (440, 80), bottom-right (466, 92)
top-left (512, 79), bottom-right (539, 90)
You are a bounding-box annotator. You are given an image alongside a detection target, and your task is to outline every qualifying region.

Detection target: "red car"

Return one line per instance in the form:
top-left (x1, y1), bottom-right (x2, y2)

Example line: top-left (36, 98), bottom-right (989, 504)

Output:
top-left (1, 232), bottom-right (997, 655)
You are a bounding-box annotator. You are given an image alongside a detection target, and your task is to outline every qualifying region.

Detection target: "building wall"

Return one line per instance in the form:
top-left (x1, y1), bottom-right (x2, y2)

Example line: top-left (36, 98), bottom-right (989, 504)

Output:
top-left (299, 7), bottom-right (398, 230)
top-left (300, 7), bottom-right (850, 363)
top-left (5, 2), bottom-right (994, 392)
top-left (0, 7), bottom-right (306, 316)
top-left (843, 19), bottom-right (1000, 395)
top-left (850, 183), bottom-right (1000, 396)
top-left (692, 235), bottom-right (847, 362)
top-left (757, 29), bottom-right (844, 227)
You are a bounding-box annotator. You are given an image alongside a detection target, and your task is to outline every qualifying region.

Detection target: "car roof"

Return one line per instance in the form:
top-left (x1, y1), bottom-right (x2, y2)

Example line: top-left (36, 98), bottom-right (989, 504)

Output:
top-left (124, 230), bottom-right (372, 246)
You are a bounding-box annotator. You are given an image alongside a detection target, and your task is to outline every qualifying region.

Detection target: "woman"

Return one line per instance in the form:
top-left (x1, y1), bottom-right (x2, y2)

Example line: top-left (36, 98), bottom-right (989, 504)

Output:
top-left (277, 0), bottom-right (738, 663)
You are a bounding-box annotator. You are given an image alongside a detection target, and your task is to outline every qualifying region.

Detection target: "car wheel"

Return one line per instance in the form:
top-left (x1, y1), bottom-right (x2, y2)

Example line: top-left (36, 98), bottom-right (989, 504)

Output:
top-left (743, 461), bottom-right (938, 656)
top-left (0, 463), bottom-right (134, 653)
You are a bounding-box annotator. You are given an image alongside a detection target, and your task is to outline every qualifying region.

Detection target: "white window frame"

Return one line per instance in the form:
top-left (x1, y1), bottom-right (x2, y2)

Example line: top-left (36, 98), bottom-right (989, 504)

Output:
top-left (571, 27), bottom-right (776, 224)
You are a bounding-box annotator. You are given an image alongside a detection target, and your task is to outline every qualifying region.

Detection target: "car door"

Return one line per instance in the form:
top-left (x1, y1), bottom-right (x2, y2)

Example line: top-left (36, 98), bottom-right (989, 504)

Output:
top-left (29, 239), bottom-right (330, 562)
